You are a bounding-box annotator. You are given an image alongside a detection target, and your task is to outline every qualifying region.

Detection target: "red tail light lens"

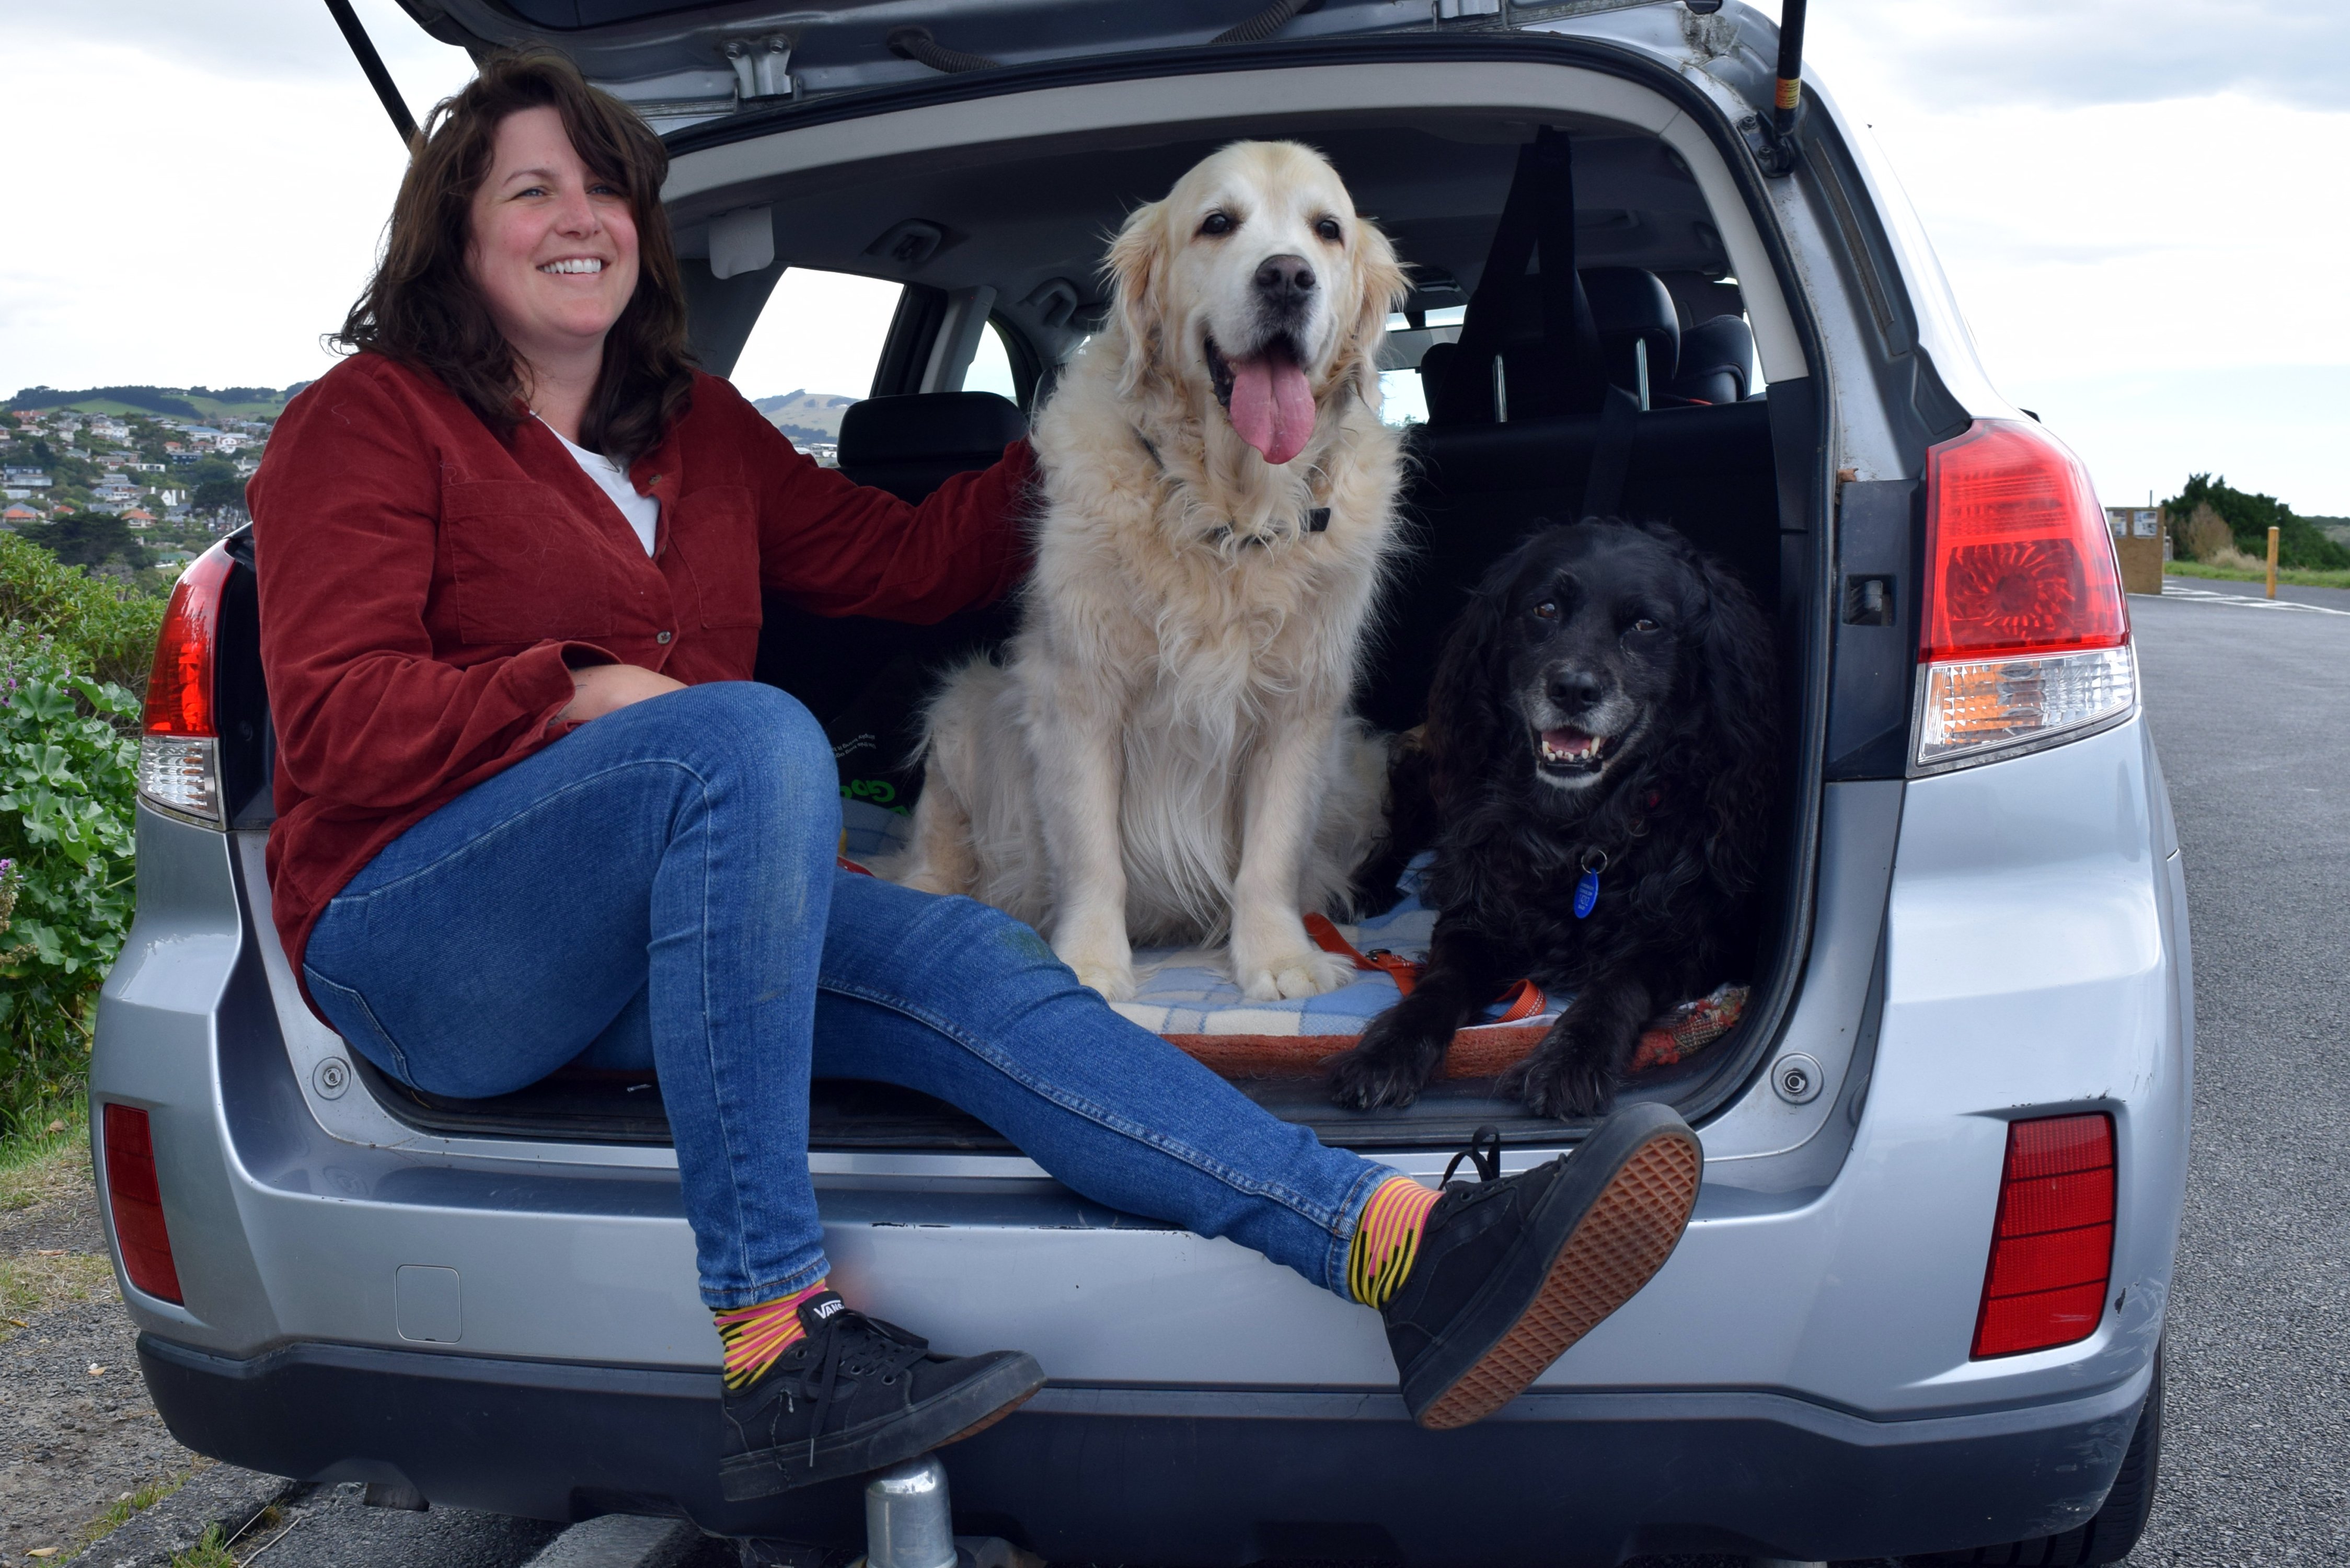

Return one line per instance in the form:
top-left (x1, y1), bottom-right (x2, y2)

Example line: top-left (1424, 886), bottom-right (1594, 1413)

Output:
top-left (1917, 421), bottom-right (2136, 767)
top-left (101, 1104), bottom-right (185, 1305)
top-left (143, 547), bottom-right (230, 738)
top-left (1922, 421), bottom-right (2126, 661)
top-left (1972, 1112), bottom-right (2114, 1358)
top-left (136, 546), bottom-right (231, 823)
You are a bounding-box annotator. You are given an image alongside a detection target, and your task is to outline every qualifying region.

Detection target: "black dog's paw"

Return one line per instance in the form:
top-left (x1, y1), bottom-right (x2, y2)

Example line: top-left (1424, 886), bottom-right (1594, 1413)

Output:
top-left (1503, 1044), bottom-right (1620, 1120)
top-left (1327, 1012), bottom-right (1449, 1110)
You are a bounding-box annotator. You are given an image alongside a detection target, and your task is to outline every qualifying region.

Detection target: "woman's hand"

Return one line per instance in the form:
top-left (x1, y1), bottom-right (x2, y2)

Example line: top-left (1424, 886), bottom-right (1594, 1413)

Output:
top-left (560, 662), bottom-right (686, 723)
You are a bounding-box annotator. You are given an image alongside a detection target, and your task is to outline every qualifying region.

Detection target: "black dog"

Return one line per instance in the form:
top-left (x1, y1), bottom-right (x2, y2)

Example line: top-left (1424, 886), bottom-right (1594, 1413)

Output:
top-left (1329, 520), bottom-right (1778, 1119)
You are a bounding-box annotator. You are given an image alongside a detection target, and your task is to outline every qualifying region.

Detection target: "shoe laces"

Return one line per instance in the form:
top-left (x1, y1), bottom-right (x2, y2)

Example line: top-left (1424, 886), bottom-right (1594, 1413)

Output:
top-left (779, 1306), bottom-right (932, 1469)
top-left (1440, 1124), bottom-right (1505, 1187)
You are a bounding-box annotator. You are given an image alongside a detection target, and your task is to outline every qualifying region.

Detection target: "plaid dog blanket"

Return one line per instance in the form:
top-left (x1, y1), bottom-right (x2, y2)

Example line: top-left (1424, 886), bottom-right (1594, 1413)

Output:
top-left (840, 799), bottom-right (1744, 1079)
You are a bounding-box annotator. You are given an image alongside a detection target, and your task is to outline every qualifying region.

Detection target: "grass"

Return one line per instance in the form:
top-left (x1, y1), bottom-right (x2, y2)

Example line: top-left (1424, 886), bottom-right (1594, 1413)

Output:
top-left (2167, 558), bottom-right (2350, 591)
top-left (1, 1107), bottom-right (89, 1206)
top-left (171, 1523), bottom-right (239, 1568)
top-left (0, 1247), bottom-right (113, 1321)
top-left (82, 1472), bottom-right (192, 1548)
top-left (0, 1117), bottom-right (105, 1339)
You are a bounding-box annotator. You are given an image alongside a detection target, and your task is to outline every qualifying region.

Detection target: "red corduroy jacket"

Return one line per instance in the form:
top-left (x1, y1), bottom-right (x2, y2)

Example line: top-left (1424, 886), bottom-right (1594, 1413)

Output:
top-left (249, 353), bottom-right (1033, 994)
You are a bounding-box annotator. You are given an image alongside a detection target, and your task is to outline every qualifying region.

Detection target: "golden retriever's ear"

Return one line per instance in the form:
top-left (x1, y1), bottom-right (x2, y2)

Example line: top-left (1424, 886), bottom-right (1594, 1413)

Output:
top-left (1107, 198), bottom-right (1170, 397)
top-left (1343, 216), bottom-right (1410, 398)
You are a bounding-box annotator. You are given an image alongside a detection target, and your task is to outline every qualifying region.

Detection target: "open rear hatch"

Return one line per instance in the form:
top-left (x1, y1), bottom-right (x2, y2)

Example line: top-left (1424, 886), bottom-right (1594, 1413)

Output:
top-left (396, 0), bottom-right (1467, 132)
top-left (287, 9), bottom-right (1828, 1152)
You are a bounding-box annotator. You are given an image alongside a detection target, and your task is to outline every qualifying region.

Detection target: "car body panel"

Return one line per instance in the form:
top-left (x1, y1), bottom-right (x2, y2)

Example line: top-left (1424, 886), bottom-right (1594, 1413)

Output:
top-left (94, 5), bottom-right (2190, 1558)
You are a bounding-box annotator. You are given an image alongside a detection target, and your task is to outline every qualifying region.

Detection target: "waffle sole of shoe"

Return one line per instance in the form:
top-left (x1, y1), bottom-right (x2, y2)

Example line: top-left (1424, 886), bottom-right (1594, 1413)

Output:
top-left (719, 1353), bottom-right (1046, 1500)
top-left (1415, 1129), bottom-right (1702, 1431)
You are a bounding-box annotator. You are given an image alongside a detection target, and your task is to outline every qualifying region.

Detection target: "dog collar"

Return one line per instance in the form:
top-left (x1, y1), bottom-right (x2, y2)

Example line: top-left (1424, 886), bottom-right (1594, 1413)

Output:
top-left (1131, 426), bottom-right (1332, 546)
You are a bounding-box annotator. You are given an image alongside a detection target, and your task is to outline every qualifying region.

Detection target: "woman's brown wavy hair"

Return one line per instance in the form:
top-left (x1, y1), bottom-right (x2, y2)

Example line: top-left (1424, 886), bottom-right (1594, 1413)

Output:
top-left (336, 49), bottom-right (693, 463)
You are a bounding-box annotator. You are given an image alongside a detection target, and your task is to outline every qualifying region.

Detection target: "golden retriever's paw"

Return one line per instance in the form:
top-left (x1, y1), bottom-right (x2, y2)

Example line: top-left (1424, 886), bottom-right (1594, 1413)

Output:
top-left (1055, 941), bottom-right (1137, 1002)
top-left (1072, 962), bottom-right (1137, 1002)
top-left (1235, 945), bottom-right (1357, 1002)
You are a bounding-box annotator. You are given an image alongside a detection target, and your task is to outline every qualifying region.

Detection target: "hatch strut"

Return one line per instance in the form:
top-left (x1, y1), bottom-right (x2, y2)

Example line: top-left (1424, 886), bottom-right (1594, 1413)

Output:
top-left (323, 0), bottom-right (420, 149)
top-left (1740, 0), bottom-right (1808, 176)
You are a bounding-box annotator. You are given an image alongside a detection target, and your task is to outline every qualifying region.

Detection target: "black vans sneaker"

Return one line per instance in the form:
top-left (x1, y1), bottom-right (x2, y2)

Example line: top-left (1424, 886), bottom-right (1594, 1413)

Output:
top-left (1382, 1102), bottom-right (1701, 1430)
top-left (718, 1292), bottom-right (1045, 1499)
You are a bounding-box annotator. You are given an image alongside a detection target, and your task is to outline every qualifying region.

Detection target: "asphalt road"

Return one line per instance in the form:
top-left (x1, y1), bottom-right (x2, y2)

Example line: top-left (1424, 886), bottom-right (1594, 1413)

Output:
top-left (2109, 589), bottom-right (2350, 1564)
top-left (52, 586), bottom-right (2350, 1568)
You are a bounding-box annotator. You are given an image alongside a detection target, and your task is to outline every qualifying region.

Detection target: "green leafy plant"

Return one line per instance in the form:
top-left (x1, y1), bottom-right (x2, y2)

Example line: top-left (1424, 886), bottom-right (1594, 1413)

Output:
top-left (0, 632), bottom-right (141, 1142)
top-left (0, 532), bottom-right (169, 689)
top-left (2162, 474), bottom-right (2350, 572)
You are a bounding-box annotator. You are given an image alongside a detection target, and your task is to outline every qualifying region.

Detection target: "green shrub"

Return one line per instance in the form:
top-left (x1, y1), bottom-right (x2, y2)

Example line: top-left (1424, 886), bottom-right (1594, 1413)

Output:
top-left (0, 532), bottom-right (169, 694)
top-left (0, 632), bottom-right (141, 1142)
top-left (2161, 475), bottom-right (2350, 572)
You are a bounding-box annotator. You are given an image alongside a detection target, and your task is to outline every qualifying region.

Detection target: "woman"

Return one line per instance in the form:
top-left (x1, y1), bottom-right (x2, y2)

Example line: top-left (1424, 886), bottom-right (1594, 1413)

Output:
top-left (248, 50), bottom-right (1701, 1501)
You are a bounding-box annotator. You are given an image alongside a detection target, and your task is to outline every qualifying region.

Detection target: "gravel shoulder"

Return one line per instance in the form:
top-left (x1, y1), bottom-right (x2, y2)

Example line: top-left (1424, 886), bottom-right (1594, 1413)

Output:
top-left (1, 1137), bottom-right (209, 1562)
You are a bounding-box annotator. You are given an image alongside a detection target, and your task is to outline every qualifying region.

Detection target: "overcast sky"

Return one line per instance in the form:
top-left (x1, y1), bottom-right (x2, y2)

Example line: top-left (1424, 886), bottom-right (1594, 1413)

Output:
top-left (1, 0), bottom-right (2343, 512)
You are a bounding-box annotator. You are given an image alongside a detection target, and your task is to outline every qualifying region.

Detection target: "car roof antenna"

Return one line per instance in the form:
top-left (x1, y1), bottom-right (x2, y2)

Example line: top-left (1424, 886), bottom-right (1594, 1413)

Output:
top-left (1734, 0), bottom-right (1807, 176)
top-left (323, 0), bottom-right (421, 150)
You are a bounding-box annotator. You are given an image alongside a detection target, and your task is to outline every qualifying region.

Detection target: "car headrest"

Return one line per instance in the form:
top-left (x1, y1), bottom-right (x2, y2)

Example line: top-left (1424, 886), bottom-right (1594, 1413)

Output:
top-left (1581, 268), bottom-right (1680, 391)
top-left (1671, 314), bottom-right (1755, 405)
top-left (1418, 339), bottom-right (1461, 387)
top-left (836, 392), bottom-right (1027, 470)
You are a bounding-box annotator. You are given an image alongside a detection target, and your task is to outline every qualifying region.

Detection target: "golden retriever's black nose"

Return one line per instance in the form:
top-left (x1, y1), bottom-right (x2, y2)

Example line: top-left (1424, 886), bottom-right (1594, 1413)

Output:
top-left (1547, 669), bottom-right (1605, 711)
top-left (1254, 253), bottom-right (1317, 301)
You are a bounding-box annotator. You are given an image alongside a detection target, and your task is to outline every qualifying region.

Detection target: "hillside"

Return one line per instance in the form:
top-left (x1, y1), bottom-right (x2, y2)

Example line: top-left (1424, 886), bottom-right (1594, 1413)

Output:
top-left (4, 383), bottom-right (306, 420)
top-left (753, 389), bottom-right (859, 444)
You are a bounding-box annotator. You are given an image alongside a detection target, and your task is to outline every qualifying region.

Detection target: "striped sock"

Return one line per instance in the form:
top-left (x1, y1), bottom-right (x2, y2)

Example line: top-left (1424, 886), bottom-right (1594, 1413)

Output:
top-left (1347, 1176), bottom-right (1442, 1309)
top-left (715, 1278), bottom-right (832, 1390)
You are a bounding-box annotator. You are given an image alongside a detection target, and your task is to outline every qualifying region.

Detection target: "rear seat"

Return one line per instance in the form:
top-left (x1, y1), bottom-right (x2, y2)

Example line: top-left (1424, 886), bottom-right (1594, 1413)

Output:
top-left (754, 391), bottom-right (1027, 725)
top-left (835, 390), bottom-right (1027, 503)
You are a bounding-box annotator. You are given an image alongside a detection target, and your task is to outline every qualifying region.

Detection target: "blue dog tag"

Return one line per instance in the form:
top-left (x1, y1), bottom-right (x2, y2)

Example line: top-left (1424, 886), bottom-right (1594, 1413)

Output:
top-left (1574, 849), bottom-right (1607, 920)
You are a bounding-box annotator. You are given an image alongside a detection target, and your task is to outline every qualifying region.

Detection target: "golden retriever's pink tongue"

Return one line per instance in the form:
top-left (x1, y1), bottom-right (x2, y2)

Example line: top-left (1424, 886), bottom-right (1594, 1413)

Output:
top-left (1226, 351), bottom-right (1316, 465)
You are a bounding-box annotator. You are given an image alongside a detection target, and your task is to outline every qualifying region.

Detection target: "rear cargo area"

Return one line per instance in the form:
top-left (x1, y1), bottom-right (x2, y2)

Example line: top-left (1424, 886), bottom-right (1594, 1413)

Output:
top-left (226, 99), bottom-right (1822, 1152)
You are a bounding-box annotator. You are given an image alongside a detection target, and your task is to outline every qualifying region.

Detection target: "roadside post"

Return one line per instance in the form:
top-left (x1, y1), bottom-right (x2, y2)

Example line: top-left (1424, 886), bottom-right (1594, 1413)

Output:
top-left (2267, 526), bottom-right (2280, 598)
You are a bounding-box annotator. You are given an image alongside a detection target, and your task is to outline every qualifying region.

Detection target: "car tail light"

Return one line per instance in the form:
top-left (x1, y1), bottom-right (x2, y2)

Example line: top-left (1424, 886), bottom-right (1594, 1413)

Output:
top-left (136, 546), bottom-right (232, 824)
top-left (1972, 1112), bottom-right (2114, 1358)
top-left (1917, 421), bottom-right (2136, 768)
top-left (101, 1104), bottom-right (184, 1304)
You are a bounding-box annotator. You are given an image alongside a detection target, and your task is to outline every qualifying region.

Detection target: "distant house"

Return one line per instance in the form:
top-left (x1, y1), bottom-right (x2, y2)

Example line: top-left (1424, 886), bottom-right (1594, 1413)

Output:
top-left (89, 419), bottom-right (131, 443)
top-left (2, 503), bottom-right (43, 528)
top-left (94, 478), bottom-right (145, 509)
top-left (122, 508), bottom-right (158, 529)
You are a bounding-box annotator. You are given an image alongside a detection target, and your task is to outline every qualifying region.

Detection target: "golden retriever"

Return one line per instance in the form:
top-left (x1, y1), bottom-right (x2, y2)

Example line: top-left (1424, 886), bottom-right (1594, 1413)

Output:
top-left (891, 140), bottom-right (1410, 1002)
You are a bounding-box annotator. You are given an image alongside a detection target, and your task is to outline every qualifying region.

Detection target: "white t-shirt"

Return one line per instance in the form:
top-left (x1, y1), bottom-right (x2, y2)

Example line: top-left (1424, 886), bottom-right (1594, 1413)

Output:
top-left (548, 422), bottom-right (659, 556)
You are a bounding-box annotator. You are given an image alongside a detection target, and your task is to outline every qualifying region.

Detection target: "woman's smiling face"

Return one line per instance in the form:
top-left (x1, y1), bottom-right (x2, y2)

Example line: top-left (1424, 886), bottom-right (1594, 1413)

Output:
top-left (465, 105), bottom-right (640, 381)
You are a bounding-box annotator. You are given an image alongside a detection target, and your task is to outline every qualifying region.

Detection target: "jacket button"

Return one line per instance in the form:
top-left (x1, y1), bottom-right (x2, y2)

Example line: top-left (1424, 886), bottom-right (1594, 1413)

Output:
top-left (656, 630), bottom-right (673, 644)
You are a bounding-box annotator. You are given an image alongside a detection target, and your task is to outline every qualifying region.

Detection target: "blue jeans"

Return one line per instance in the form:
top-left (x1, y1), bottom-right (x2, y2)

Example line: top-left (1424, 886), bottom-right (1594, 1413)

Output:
top-left (303, 681), bottom-right (1389, 1310)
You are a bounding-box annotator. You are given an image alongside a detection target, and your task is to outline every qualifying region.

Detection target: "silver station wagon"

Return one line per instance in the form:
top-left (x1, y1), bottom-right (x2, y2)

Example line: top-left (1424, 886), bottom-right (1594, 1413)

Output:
top-left (93, 1), bottom-right (2187, 1562)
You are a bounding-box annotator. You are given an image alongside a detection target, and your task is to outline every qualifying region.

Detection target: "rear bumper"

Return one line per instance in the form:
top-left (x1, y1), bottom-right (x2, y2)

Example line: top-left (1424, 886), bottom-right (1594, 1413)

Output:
top-left (141, 1332), bottom-right (2148, 1565)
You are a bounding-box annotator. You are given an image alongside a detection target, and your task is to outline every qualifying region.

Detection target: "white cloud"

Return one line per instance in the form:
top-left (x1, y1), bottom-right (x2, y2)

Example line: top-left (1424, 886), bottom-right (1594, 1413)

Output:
top-left (0, 0), bottom-right (474, 396)
top-left (1781, 0), bottom-right (2350, 512)
top-left (4, 1), bottom-right (2343, 510)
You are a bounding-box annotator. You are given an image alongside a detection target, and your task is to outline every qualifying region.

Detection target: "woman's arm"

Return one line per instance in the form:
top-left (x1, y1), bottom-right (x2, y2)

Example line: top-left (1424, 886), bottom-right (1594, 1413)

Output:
top-left (252, 361), bottom-right (617, 812)
top-left (727, 387), bottom-right (1035, 623)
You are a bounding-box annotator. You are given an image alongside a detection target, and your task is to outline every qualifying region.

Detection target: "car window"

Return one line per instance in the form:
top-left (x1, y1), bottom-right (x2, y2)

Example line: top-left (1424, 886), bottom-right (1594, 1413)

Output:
top-left (963, 321), bottom-right (1018, 401)
top-left (730, 269), bottom-right (905, 466)
top-left (1375, 304), bottom-right (1464, 429)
